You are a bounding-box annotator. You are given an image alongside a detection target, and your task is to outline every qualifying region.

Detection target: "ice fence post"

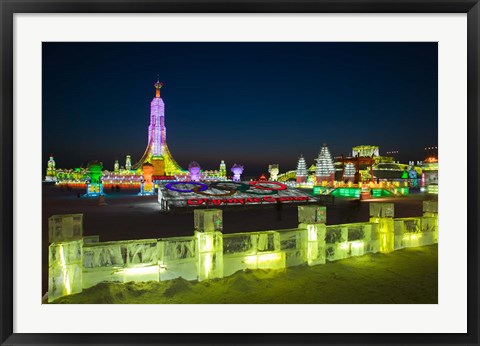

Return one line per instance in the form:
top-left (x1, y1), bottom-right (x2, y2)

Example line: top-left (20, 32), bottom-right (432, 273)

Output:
top-left (369, 202), bottom-right (395, 254)
top-left (298, 205), bottom-right (327, 265)
top-left (194, 209), bottom-right (224, 281)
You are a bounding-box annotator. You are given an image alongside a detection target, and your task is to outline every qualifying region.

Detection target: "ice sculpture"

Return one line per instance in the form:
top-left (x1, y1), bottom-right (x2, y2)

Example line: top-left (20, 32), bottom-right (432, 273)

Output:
top-left (296, 155), bottom-right (308, 183)
top-left (231, 164), bottom-right (244, 182)
top-left (139, 162), bottom-right (155, 195)
top-left (48, 214), bottom-right (83, 243)
top-left (268, 164), bottom-right (279, 181)
top-left (188, 161), bottom-right (201, 182)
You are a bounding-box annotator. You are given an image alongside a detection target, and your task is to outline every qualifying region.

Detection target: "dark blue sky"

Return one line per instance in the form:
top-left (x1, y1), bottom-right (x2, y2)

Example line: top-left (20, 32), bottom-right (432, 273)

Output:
top-left (42, 42), bottom-right (437, 176)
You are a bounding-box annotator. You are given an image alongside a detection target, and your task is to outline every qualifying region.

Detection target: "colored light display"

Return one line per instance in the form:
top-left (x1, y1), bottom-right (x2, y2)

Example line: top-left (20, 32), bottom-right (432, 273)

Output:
top-left (331, 187), bottom-right (361, 198)
top-left (158, 181), bottom-right (316, 210)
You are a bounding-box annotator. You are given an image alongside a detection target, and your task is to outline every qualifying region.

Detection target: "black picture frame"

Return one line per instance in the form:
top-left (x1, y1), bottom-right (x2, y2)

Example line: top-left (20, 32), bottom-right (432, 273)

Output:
top-left (1, 1), bottom-right (479, 345)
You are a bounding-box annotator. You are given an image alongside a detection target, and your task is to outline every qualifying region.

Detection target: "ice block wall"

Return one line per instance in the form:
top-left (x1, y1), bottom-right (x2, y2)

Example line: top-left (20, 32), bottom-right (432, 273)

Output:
top-left (223, 231), bottom-right (285, 277)
top-left (47, 201), bottom-right (439, 302)
top-left (394, 217), bottom-right (438, 250)
top-left (82, 239), bottom-right (159, 289)
top-left (158, 236), bottom-right (197, 281)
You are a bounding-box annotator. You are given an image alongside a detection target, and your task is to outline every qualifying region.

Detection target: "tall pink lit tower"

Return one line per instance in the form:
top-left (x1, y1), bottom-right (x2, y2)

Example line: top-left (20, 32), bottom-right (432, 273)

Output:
top-left (148, 80), bottom-right (165, 156)
top-left (133, 80), bottom-right (183, 175)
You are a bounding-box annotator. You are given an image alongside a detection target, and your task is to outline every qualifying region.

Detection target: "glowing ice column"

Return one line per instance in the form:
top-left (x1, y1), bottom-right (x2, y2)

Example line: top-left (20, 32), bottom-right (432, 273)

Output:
top-left (423, 200), bottom-right (438, 243)
top-left (298, 205), bottom-right (327, 265)
top-left (194, 209), bottom-right (223, 281)
top-left (48, 239), bottom-right (83, 302)
top-left (369, 202), bottom-right (395, 253)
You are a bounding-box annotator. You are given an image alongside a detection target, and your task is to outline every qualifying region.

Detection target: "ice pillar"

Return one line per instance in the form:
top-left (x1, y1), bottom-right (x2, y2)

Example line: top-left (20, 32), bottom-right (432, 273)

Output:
top-left (369, 202), bottom-right (395, 253)
top-left (194, 209), bottom-right (224, 281)
top-left (298, 205), bottom-right (327, 265)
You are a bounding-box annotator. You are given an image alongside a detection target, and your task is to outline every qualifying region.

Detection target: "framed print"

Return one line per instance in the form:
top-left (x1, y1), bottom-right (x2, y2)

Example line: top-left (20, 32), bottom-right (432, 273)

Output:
top-left (1, 1), bottom-right (479, 345)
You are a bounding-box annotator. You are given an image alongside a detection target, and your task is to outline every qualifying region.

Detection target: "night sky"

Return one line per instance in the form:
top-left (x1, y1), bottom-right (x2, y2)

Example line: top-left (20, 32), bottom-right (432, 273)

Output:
top-left (42, 42), bottom-right (437, 177)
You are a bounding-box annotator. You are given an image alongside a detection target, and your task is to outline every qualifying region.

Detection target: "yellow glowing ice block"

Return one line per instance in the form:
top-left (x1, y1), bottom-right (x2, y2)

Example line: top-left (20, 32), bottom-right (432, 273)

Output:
top-left (48, 240), bottom-right (83, 302)
top-left (48, 214), bottom-right (83, 243)
top-left (369, 217), bottom-right (394, 254)
top-left (194, 209), bottom-right (223, 233)
top-left (195, 231), bottom-right (223, 281)
top-left (298, 205), bottom-right (327, 224)
top-left (299, 223), bottom-right (326, 265)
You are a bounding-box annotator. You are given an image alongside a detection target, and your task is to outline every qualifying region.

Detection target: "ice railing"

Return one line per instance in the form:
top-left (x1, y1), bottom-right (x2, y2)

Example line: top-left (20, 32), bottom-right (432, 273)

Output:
top-left (48, 201), bottom-right (438, 302)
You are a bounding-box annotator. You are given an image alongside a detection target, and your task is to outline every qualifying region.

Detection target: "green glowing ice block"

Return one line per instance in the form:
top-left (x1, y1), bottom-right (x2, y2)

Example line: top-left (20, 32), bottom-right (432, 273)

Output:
top-left (298, 205), bottom-right (327, 224)
top-left (369, 202), bottom-right (394, 218)
top-left (158, 236), bottom-right (197, 281)
top-left (195, 231), bottom-right (223, 281)
top-left (48, 239), bottom-right (83, 302)
top-left (194, 209), bottom-right (223, 233)
top-left (48, 214), bottom-right (83, 243)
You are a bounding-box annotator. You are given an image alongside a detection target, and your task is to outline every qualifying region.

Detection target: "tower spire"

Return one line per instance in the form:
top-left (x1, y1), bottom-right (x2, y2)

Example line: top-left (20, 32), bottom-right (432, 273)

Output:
top-left (154, 78), bottom-right (164, 98)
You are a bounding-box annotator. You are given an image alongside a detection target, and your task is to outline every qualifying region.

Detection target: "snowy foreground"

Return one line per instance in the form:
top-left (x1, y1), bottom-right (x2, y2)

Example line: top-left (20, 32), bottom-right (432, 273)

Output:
top-left (50, 244), bottom-right (437, 304)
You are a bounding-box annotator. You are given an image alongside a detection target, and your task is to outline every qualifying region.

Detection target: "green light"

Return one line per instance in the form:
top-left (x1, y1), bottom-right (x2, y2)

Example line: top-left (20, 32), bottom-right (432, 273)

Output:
top-left (331, 188), bottom-right (361, 198)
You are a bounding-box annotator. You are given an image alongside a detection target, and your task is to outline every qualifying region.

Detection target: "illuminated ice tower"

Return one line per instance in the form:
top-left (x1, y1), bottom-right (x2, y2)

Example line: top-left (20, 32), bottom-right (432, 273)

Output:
top-left (296, 155), bottom-right (308, 183)
top-left (315, 144), bottom-right (335, 183)
top-left (219, 160), bottom-right (227, 178)
top-left (133, 80), bottom-right (183, 175)
top-left (45, 154), bottom-right (57, 182)
top-left (125, 155), bottom-right (132, 171)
